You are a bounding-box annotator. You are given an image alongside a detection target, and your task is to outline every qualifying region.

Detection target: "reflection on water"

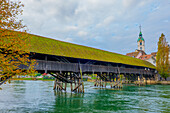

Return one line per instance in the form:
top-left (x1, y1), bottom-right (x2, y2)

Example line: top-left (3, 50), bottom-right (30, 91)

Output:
top-left (0, 81), bottom-right (170, 113)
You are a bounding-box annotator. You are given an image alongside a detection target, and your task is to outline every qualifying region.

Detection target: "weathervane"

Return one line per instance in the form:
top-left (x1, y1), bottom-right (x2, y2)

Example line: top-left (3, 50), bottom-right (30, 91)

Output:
top-left (139, 25), bottom-right (142, 32)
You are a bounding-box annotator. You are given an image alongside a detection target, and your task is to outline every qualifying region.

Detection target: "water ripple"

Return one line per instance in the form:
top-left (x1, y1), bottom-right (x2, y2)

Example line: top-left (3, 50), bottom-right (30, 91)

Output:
top-left (0, 81), bottom-right (170, 113)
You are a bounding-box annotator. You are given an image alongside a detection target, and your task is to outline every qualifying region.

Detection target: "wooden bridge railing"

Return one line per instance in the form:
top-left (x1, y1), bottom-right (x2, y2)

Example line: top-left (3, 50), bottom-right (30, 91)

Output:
top-left (35, 60), bottom-right (79, 72)
top-left (31, 60), bottom-right (155, 75)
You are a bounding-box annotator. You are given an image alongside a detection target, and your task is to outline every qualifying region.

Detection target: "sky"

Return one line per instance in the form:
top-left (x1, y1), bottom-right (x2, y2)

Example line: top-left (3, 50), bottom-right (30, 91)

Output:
top-left (20, 0), bottom-right (170, 55)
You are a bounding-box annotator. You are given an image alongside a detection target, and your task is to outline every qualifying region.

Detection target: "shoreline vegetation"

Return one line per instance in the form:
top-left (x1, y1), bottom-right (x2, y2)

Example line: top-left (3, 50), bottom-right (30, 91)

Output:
top-left (11, 78), bottom-right (170, 85)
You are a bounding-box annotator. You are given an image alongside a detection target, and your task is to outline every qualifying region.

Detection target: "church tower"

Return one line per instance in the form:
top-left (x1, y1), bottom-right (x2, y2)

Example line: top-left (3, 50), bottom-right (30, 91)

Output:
top-left (137, 25), bottom-right (145, 52)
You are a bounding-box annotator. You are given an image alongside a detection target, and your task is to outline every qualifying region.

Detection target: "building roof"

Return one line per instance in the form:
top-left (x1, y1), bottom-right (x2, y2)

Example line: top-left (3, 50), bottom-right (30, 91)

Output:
top-left (126, 52), bottom-right (139, 58)
top-left (151, 52), bottom-right (157, 56)
top-left (2, 29), bottom-right (155, 69)
top-left (126, 50), bottom-right (146, 58)
top-left (139, 55), bottom-right (153, 60)
top-left (135, 49), bottom-right (146, 54)
top-left (137, 37), bottom-right (145, 42)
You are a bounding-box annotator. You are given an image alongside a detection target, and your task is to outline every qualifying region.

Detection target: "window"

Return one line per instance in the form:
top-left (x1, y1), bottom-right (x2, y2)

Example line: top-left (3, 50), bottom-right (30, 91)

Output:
top-left (140, 42), bottom-right (142, 45)
top-left (140, 47), bottom-right (142, 50)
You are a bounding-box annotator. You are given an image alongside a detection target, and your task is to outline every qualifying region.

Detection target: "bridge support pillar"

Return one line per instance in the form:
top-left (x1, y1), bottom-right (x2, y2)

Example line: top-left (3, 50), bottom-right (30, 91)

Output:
top-left (51, 72), bottom-right (84, 93)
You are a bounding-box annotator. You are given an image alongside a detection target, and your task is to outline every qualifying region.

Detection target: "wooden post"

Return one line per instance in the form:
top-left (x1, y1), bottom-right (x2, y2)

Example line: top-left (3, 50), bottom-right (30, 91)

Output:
top-left (121, 80), bottom-right (123, 88)
top-left (97, 75), bottom-right (98, 87)
top-left (58, 81), bottom-right (61, 91)
top-left (65, 82), bottom-right (67, 91)
top-left (80, 72), bottom-right (84, 93)
top-left (114, 77), bottom-right (117, 88)
top-left (137, 75), bottom-right (140, 86)
top-left (71, 73), bottom-right (73, 92)
top-left (74, 77), bottom-right (77, 92)
top-left (110, 81), bottom-right (112, 88)
top-left (61, 81), bottom-right (63, 91)
top-left (82, 83), bottom-right (84, 93)
top-left (99, 73), bottom-right (102, 87)
top-left (45, 56), bottom-right (48, 73)
top-left (94, 73), bottom-right (97, 86)
top-left (113, 80), bottom-right (115, 88)
top-left (64, 73), bottom-right (67, 91)
top-left (101, 73), bottom-right (104, 87)
top-left (56, 79), bottom-right (59, 91)
top-left (53, 78), bottom-right (57, 90)
top-left (78, 79), bottom-right (80, 93)
top-left (110, 76), bottom-right (112, 88)
top-left (72, 83), bottom-right (82, 92)
top-left (100, 77), bottom-right (101, 87)
top-left (101, 79), bottom-right (103, 87)
top-left (117, 78), bottom-right (119, 89)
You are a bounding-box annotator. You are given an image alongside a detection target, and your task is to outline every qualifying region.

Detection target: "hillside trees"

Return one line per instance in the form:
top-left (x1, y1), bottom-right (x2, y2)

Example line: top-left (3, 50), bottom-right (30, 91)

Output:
top-left (0, 0), bottom-right (36, 86)
top-left (156, 33), bottom-right (170, 80)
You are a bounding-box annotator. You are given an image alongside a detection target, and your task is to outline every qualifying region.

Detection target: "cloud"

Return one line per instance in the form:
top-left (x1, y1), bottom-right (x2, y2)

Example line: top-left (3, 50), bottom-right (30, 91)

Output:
top-left (77, 31), bottom-right (88, 37)
top-left (64, 37), bottom-right (74, 42)
top-left (65, 26), bottom-right (78, 31)
top-left (20, 0), bottom-right (170, 54)
top-left (96, 16), bottom-right (115, 27)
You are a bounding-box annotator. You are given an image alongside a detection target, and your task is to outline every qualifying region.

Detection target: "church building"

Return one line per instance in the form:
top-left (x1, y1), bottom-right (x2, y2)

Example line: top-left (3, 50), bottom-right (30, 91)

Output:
top-left (126, 25), bottom-right (146, 58)
top-left (126, 25), bottom-right (156, 66)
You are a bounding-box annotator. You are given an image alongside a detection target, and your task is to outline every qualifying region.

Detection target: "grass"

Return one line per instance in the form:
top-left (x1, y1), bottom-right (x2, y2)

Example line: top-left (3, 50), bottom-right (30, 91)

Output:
top-left (2, 29), bottom-right (155, 69)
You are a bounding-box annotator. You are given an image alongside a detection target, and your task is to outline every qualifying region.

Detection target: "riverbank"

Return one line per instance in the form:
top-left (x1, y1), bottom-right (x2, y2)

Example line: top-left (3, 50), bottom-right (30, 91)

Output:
top-left (88, 79), bottom-right (170, 85)
top-left (87, 79), bottom-right (170, 85)
top-left (143, 80), bottom-right (170, 85)
top-left (131, 80), bottom-right (170, 85)
top-left (11, 78), bottom-right (170, 85)
top-left (12, 78), bottom-right (54, 81)
top-left (156, 81), bottom-right (170, 85)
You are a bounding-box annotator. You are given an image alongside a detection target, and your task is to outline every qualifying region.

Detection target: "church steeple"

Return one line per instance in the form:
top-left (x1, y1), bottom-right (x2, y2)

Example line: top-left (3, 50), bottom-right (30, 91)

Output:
top-left (137, 25), bottom-right (145, 52)
top-left (139, 25), bottom-right (143, 37)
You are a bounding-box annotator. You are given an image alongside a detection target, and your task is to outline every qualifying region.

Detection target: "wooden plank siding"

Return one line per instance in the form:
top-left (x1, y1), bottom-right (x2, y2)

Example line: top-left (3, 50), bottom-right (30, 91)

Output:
top-left (35, 60), bottom-right (79, 72)
top-left (32, 60), bottom-right (155, 75)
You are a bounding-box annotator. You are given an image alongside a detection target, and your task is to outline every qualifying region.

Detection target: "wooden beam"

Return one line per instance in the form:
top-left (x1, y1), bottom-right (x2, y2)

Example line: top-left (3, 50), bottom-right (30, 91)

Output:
top-left (56, 82), bottom-right (65, 91)
top-left (72, 83), bottom-right (82, 92)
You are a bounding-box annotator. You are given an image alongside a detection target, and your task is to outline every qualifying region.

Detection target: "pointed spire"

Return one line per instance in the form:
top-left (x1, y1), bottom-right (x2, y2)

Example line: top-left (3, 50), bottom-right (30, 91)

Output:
top-left (139, 24), bottom-right (141, 32)
top-left (137, 24), bottom-right (144, 42)
top-left (139, 25), bottom-right (142, 37)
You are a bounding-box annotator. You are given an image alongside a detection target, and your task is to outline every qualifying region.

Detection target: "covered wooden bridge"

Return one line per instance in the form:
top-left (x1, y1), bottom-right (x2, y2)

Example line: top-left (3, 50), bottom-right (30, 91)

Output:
top-left (7, 31), bottom-right (156, 92)
top-left (18, 32), bottom-right (156, 92)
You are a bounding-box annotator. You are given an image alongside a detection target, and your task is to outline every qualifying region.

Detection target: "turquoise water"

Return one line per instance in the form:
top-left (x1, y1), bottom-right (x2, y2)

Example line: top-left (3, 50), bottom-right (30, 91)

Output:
top-left (0, 81), bottom-right (170, 113)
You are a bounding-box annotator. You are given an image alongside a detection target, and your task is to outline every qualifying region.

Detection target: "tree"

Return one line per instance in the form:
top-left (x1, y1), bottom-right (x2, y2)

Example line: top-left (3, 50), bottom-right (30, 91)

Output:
top-left (0, 0), bottom-right (36, 86)
top-left (156, 33), bottom-right (170, 80)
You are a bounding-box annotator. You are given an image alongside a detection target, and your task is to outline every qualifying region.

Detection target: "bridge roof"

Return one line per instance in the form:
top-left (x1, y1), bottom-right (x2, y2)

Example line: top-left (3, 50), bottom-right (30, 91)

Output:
top-left (28, 33), bottom-right (155, 69)
top-left (3, 29), bottom-right (155, 69)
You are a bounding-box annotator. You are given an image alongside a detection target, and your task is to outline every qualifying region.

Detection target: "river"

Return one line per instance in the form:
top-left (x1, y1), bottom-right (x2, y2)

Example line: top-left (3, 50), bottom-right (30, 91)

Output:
top-left (0, 81), bottom-right (169, 113)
